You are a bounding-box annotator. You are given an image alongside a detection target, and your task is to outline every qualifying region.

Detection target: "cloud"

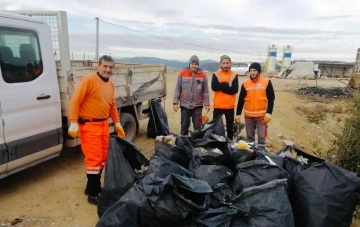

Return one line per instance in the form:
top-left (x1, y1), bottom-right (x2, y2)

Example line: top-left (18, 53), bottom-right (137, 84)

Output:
top-left (311, 15), bottom-right (357, 20)
top-left (0, 0), bottom-right (359, 62)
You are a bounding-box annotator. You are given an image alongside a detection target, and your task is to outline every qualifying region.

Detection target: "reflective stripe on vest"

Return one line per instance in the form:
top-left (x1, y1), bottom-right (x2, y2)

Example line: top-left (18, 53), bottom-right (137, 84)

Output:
top-left (243, 76), bottom-right (269, 117)
top-left (213, 70), bottom-right (237, 109)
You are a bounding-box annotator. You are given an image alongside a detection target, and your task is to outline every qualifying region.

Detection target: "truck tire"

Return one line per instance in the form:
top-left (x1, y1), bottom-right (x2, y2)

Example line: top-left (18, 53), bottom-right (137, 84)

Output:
top-left (120, 112), bottom-right (137, 142)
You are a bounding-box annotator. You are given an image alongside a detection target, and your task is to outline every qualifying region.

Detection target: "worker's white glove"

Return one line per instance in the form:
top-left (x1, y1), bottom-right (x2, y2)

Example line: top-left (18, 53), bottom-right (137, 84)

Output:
top-left (68, 123), bottom-right (79, 138)
top-left (115, 123), bottom-right (126, 139)
top-left (264, 113), bottom-right (272, 124)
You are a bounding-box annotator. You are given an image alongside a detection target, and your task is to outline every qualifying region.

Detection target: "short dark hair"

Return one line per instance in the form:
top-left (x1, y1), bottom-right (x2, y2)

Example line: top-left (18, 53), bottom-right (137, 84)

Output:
top-left (98, 55), bottom-right (114, 65)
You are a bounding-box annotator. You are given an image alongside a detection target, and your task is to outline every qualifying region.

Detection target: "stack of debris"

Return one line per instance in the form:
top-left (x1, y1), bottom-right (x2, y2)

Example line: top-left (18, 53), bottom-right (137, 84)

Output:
top-left (295, 86), bottom-right (356, 97)
top-left (96, 116), bottom-right (360, 227)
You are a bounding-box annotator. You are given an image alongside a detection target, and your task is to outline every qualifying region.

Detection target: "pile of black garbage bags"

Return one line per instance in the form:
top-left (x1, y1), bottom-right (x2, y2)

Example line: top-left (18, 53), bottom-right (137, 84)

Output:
top-left (96, 117), bottom-right (360, 227)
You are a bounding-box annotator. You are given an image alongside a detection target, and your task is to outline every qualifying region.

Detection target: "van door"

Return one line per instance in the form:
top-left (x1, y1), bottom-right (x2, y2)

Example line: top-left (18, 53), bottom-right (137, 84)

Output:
top-left (0, 108), bottom-right (7, 176)
top-left (0, 19), bottom-right (62, 173)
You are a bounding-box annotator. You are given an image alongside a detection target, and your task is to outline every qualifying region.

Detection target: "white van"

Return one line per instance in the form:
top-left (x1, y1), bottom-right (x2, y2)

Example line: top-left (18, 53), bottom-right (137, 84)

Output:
top-left (0, 11), bottom-right (167, 179)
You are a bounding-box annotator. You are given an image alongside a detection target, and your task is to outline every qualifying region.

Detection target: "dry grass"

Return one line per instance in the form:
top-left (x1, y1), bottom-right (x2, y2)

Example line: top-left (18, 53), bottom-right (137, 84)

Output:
top-left (295, 104), bottom-right (328, 124)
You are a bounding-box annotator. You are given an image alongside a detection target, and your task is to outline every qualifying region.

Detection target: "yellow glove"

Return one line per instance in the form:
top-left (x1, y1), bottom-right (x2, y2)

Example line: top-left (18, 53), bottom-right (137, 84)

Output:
top-left (202, 114), bottom-right (209, 123)
top-left (236, 141), bottom-right (250, 150)
top-left (264, 113), bottom-right (272, 124)
top-left (115, 123), bottom-right (126, 139)
top-left (68, 123), bottom-right (79, 139)
top-left (235, 115), bottom-right (241, 123)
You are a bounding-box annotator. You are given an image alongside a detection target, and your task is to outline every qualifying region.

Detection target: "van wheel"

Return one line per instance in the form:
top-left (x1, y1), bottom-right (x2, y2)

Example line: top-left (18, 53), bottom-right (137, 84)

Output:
top-left (120, 113), bottom-right (136, 142)
top-left (245, 71), bottom-right (249, 77)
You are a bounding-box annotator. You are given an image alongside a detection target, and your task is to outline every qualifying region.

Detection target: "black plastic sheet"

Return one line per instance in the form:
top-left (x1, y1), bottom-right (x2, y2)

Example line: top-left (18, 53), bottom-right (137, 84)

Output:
top-left (147, 99), bottom-right (170, 138)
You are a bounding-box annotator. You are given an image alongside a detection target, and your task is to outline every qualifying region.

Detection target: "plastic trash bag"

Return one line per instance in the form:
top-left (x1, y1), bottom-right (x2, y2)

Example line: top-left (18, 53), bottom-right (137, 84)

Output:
top-left (147, 155), bottom-right (194, 179)
top-left (254, 150), bottom-right (285, 167)
top-left (231, 179), bottom-right (295, 227)
top-left (229, 147), bottom-right (256, 165)
top-left (231, 160), bottom-right (290, 195)
top-left (276, 144), bottom-right (324, 164)
top-left (210, 183), bottom-right (233, 208)
top-left (288, 162), bottom-right (360, 227)
top-left (188, 152), bottom-right (225, 172)
top-left (154, 141), bottom-right (192, 168)
top-left (192, 165), bottom-right (233, 187)
top-left (97, 136), bottom-right (149, 218)
top-left (191, 115), bottom-right (225, 139)
top-left (147, 98), bottom-right (170, 138)
top-left (192, 206), bottom-right (239, 227)
top-left (96, 173), bottom-right (213, 227)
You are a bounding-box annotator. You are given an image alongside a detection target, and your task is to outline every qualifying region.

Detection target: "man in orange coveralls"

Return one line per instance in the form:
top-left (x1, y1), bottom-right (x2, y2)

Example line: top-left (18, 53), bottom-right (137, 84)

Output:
top-left (68, 55), bottom-right (126, 205)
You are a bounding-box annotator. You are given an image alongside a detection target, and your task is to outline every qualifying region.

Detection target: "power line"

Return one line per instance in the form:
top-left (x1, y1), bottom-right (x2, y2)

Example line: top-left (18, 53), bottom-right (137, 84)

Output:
top-left (99, 19), bottom-right (259, 56)
top-left (102, 22), bottom-right (199, 56)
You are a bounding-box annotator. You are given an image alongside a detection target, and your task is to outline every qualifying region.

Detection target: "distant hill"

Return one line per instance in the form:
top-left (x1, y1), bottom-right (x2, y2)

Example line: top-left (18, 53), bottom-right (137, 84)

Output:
top-left (201, 62), bottom-right (219, 72)
top-left (115, 57), bottom-right (217, 71)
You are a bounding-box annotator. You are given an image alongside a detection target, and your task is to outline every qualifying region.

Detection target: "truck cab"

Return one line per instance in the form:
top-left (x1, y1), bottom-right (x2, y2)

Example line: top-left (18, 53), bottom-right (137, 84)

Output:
top-left (0, 11), bottom-right (167, 180)
top-left (0, 12), bottom-right (63, 179)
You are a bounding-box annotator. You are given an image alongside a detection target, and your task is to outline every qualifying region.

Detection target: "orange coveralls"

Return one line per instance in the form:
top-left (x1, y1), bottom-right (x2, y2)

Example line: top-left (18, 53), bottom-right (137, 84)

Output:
top-left (69, 72), bottom-right (120, 175)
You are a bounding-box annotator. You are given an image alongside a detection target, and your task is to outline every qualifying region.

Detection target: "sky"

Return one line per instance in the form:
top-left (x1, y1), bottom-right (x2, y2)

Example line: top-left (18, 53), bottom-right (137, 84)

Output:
top-left (0, 0), bottom-right (359, 62)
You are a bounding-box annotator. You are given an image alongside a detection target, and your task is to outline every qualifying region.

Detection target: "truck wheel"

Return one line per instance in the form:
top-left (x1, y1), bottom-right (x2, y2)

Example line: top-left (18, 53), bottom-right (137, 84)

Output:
top-left (120, 113), bottom-right (136, 142)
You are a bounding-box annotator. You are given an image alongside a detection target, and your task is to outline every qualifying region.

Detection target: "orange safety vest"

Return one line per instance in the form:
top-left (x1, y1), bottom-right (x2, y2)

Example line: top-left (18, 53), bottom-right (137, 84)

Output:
top-left (243, 75), bottom-right (269, 117)
top-left (213, 69), bottom-right (237, 109)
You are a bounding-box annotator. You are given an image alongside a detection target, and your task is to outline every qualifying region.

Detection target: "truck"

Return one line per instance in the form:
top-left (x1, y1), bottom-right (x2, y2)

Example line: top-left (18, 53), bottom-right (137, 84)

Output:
top-left (0, 11), bottom-right (167, 179)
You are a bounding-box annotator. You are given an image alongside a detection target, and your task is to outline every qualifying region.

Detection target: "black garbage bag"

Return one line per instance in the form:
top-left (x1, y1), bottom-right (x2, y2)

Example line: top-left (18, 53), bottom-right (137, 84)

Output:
top-left (230, 148), bottom-right (256, 164)
top-left (154, 141), bottom-right (192, 168)
top-left (190, 134), bottom-right (232, 163)
top-left (231, 160), bottom-right (290, 195)
top-left (288, 162), bottom-right (360, 227)
top-left (254, 150), bottom-right (285, 167)
top-left (147, 99), bottom-right (170, 138)
top-left (192, 165), bottom-right (233, 187)
top-left (188, 152), bottom-right (225, 172)
top-left (96, 174), bottom-right (163, 227)
top-left (191, 115), bottom-right (225, 139)
top-left (210, 183), bottom-right (233, 208)
top-left (231, 179), bottom-right (295, 227)
top-left (276, 144), bottom-right (325, 163)
top-left (96, 173), bottom-right (213, 227)
top-left (179, 205), bottom-right (253, 227)
top-left (97, 136), bottom-right (149, 218)
top-left (147, 155), bottom-right (194, 179)
top-left (119, 137), bottom-right (149, 171)
top-left (193, 206), bottom-right (239, 227)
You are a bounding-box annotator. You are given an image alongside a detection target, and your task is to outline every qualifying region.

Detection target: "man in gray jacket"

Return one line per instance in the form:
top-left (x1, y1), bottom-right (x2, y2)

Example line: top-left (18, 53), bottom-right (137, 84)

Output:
top-left (173, 55), bottom-right (210, 135)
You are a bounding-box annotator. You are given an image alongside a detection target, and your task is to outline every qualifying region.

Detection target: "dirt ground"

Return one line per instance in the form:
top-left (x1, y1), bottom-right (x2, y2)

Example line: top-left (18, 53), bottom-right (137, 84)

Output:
top-left (0, 69), bottom-right (359, 227)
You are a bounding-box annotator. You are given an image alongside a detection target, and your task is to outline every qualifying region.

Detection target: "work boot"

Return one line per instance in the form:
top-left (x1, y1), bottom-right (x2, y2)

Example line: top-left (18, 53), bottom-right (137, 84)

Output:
top-left (87, 193), bottom-right (101, 205)
top-left (84, 187), bottom-right (102, 195)
top-left (85, 173), bottom-right (102, 204)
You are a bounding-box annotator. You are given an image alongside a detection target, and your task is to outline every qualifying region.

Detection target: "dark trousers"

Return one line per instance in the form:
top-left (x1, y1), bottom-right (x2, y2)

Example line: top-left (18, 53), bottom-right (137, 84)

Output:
top-left (213, 108), bottom-right (234, 140)
top-left (245, 116), bottom-right (267, 150)
top-left (181, 107), bottom-right (203, 135)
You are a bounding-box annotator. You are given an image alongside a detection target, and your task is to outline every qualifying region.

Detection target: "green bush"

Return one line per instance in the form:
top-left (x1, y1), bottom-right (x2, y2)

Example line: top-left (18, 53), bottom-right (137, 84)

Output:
top-left (327, 92), bottom-right (360, 174)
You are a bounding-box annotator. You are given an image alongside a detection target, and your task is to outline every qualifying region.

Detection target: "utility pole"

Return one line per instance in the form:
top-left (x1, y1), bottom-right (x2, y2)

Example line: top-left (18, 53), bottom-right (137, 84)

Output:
top-left (95, 17), bottom-right (99, 61)
top-left (259, 52), bottom-right (261, 62)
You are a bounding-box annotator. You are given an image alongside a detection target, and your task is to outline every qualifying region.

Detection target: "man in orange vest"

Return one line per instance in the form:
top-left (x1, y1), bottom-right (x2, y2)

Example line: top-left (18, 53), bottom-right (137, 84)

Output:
top-left (173, 55), bottom-right (210, 135)
top-left (68, 55), bottom-right (126, 205)
top-left (211, 55), bottom-right (239, 140)
top-left (235, 62), bottom-right (275, 150)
